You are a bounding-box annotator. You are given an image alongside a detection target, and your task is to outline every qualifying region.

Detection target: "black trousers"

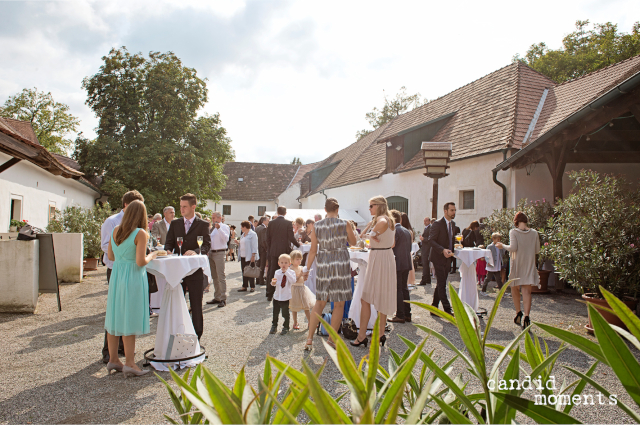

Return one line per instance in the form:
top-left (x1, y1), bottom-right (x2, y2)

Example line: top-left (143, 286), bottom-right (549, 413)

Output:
top-left (266, 256), bottom-right (280, 299)
top-left (257, 248), bottom-right (268, 285)
top-left (103, 268), bottom-right (124, 357)
top-left (241, 257), bottom-right (256, 288)
top-left (272, 299), bottom-right (290, 329)
top-left (450, 256), bottom-right (457, 272)
top-left (420, 250), bottom-right (431, 284)
top-left (396, 270), bottom-right (411, 319)
top-left (182, 269), bottom-right (204, 339)
top-left (483, 270), bottom-right (503, 292)
top-left (432, 260), bottom-right (452, 312)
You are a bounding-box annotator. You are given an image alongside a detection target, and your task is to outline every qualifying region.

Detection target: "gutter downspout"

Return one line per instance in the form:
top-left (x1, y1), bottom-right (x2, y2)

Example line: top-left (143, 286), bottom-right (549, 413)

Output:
top-left (493, 149), bottom-right (508, 208)
top-left (320, 189), bottom-right (328, 201)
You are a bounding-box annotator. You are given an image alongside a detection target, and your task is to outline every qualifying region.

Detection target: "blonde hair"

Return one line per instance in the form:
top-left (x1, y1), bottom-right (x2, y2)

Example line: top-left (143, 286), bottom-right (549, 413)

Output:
top-left (114, 200), bottom-right (148, 245)
top-left (491, 232), bottom-right (502, 240)
top-left (278, 253), bottom-right (291, 262)
top-left (369, 195), bottom-right (394, 229)
top-left (290, 250), bottom-right (303, 261)
top-left (295, 217), bottom-right (305, 227)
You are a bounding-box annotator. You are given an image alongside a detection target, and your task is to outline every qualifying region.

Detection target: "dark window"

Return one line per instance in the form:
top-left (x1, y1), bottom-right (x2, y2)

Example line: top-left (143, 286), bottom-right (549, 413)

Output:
top-left (461, 191), bottom-right (474, 210)
top-left (386, 196), bottom-right (409, 214)
top-left (258, 206), bottom-right (266, 216)
top-left (223, 205), bottom-right (231, 216)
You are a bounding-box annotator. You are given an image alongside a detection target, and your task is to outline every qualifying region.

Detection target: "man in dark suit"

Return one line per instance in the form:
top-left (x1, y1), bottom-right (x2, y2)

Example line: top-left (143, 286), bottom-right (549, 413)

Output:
top-left (428, 202), bottom-right (457, 315)
top-left (389, 210), bottom-right (413, 323)
top-left (265, 206), bottom-right (300, 301)
top-left (255, 216), bottom-right (270, 285)
top-left (419, 216), bottom-right (432, 285)
top-left (164, 193), bottom-right (211, 340)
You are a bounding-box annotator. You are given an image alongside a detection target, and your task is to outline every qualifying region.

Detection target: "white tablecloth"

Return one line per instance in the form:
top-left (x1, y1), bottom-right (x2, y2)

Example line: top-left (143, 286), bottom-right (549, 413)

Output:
top-left (347, 249), bottom-right (377, 330)
top-left (454, 248), bottom-right (493, 313)
top-left (146, 255), bottom-right (211, 370)
top-left (411, 242), bottom-right (419, 255)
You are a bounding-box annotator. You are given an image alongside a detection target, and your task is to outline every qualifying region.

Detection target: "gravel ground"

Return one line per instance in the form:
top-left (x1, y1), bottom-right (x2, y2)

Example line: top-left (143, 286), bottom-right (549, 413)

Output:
top-left (0, 261), bottom-right (637, 424)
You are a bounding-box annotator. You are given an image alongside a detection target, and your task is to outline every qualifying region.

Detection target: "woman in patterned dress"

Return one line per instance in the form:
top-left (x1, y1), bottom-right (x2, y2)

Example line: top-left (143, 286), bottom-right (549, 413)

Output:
top-left (304, 198), bottom-right (357, 351)
top-left (351, 196), bottom-right (396, 348)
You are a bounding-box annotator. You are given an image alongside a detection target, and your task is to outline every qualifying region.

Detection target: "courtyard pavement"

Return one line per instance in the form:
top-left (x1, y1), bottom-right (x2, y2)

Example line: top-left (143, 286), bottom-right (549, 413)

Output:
top-left (0, 260), bottom-right (637, 423)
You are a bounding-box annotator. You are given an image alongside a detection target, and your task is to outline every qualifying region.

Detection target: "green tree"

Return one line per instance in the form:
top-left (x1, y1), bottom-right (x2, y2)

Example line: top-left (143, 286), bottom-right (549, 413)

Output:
top-left (356, 86), bottom-right (427, 140)
top-left (290, 157), bottom-right (301, 165)
top-left (75, 47), bottom-right (235, 214)
top-left (0, 87), bottom-right (80, 154)
top-left (513, 20), bottom-right (640, 83)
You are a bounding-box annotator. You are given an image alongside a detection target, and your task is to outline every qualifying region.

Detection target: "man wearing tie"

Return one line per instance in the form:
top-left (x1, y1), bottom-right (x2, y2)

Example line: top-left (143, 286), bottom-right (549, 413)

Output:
top-left (428, 202), bottom-right (457, 316)
top-left (164, 193), bottom-right (211, 340)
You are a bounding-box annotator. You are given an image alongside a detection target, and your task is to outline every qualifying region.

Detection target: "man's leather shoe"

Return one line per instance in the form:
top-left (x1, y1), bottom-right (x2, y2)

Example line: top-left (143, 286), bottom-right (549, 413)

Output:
top-left (405, 316), bottom-right (412, 322)
top-left (238, 288), bottom-right (247, 292)
top-left (269, 326), bottom-right (277, 334)
top-left (206, 299), bottom-right (221, 305)
top-left (388, 316), bottom-right (405, 323)
top-left (217, 301), bottom-right (226, 308)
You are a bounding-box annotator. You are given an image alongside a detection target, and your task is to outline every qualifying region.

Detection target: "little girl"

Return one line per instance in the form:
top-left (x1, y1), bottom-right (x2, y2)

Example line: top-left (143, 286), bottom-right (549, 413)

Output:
top-left (289, 250), bottom-right (316, 330)
top-left (476, 257), bottom-right (487, 287)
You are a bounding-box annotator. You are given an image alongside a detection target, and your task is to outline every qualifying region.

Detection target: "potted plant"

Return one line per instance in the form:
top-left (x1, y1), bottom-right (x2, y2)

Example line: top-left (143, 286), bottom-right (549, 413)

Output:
top-left (544, 170), bottom-right (640, 332)
top-left (9, 219), bottom-right (21, 232)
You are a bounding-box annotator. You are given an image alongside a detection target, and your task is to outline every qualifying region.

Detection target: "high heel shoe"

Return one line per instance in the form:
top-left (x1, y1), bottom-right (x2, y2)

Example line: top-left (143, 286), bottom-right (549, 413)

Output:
top-left (523, 316), bottom-right (530, 329)
top-left (379, 335), bottom-right (387, 347)
top-left (106, 362), bottom-right (123, 373)
top-left (514, 311), bottom-right (523, 326)
top-left (350, 337), bottom-right (368, 347)
top-left (304, 339), bottom-right (313, 351)
top-left (122, 365), bottom-right (150, 378)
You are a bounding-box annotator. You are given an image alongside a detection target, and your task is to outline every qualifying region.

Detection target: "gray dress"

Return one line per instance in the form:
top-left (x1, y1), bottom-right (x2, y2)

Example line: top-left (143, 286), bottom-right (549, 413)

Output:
top-left (314, 217), bottom-right (352, 302)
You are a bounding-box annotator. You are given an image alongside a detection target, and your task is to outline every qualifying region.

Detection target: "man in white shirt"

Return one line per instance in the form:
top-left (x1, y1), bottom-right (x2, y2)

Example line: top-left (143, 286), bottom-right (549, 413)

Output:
top-left (100, 190), bottom-right (144, 363)
top-left (206, 211), bottom-right (231, 307)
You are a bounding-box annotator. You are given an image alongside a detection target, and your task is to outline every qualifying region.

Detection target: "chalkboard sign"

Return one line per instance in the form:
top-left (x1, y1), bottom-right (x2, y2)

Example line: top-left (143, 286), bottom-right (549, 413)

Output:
top-left (37, 233), bottom-right (61, 311)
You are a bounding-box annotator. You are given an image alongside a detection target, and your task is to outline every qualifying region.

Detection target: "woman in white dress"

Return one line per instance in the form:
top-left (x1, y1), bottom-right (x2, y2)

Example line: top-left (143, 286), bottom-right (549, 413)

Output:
top-left (496, 211), bottom-right (540, 329)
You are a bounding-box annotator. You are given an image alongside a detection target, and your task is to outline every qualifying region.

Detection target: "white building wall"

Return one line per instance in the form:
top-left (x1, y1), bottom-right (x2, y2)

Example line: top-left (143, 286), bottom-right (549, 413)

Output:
top-left (206, 199), bottom-right (276, 229)
top-left (301, 152), bottom-right (509, 231)
top-left (277, 183), bottom-right (303, 210)
top-left (0, 152), bottom-right (99, 232)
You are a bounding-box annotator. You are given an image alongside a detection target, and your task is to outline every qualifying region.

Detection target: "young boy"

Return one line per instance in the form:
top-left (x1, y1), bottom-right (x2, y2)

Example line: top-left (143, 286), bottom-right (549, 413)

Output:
top-left (270, 253), bottom-right (296, 335)
top-left (482, 232), bottom-right (505, 295)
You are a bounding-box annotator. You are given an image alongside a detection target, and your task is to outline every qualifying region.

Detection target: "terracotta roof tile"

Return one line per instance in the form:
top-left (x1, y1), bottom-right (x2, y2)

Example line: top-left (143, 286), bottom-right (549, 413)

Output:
top-left (219, 162), bottom-right (301, 201)
top-left (527, 54), bottom-right (640, 143)
top-left (1, 117), bottom-right (40, 145)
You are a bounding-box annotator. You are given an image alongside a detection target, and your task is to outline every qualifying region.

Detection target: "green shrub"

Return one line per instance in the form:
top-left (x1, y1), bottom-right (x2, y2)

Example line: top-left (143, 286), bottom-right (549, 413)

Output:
top-left (46, 203), bottom-right (113, 258)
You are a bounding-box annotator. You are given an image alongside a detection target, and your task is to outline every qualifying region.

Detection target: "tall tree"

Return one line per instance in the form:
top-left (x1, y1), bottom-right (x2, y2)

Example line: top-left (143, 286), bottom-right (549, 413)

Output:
top-left (356, 87), bottom-right (427, 140)
top-left (513, 20), bottom-right (640, 83)
top-left (75, 47), bottom-right (235, 214)
top-left (290, 157), bottom-right (301, 165)
top-left (0, 88), bottom-right (80, 154)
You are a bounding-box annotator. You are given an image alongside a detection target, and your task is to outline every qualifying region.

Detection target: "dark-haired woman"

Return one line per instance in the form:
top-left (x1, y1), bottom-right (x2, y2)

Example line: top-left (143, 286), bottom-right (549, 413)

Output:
top-left (462, 221), bottom-right (480, 247)
top-left (304, 197), bottom-right (357, 351)
top-left (106, 200), bottom-right (158, 377)
top-left (496, 212), bottom-right (540, 329)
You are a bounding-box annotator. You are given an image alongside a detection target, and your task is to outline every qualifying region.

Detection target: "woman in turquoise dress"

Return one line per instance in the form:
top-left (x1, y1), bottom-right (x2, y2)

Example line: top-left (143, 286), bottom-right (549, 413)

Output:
top-left (105, 200), bottom-right (158, 377)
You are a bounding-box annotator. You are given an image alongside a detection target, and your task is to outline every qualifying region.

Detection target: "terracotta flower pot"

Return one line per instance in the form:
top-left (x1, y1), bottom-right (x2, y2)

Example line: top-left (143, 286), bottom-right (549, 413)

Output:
top-left (532, 270), bottom-right (551, 294)
top-left (582, 293), bottom-right (637, 334)
top-left (84, 258), bottom-right (99, 271)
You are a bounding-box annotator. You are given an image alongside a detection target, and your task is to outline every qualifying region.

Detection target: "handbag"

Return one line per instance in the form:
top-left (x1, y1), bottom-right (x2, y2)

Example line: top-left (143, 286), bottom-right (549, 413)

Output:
top-left (147, 273), bottom-right (158, 294)
top-left (165, 333), bottom-right (198, 360)
top-left (243, 261), bottom-right (261, 279)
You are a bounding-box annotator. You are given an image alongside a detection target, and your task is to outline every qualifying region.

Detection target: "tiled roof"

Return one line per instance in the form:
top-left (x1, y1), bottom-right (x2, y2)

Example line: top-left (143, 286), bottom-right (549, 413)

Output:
top-left (396, 62), bottom-right (553, 172)
top-left (290, 161), bottom-right (321, 186)
top-left (0, 117), bottom-right (84, 179)
top-left (218, 162), bottom-right (301, 201)
top-left (526, 54), bottom-right (640, 144)
top-left (52, 153), bottom-right (81, 170)
top-left (0, 117), bottom-right (40, 145)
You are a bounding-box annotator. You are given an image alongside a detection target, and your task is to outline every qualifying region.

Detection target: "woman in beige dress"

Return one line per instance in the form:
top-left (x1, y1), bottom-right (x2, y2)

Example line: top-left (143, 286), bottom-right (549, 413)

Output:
top-left (351, 196), bottom-right (396, 348)
top-left (496, 211), bottom-right (540, 329)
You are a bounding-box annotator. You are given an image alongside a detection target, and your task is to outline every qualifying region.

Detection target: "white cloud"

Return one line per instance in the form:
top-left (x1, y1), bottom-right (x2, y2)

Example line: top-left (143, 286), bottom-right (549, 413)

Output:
top-left (1, 0), bottom-right (638, 164)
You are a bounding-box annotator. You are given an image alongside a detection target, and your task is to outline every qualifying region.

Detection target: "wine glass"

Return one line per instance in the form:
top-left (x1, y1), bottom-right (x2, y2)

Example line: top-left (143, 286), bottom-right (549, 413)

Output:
top-left (197, 236), bottom-right (203, 254)
top-left (177, 237), bottom-right (183, 256)
top-left (365, 238), bottom-right (370, 248)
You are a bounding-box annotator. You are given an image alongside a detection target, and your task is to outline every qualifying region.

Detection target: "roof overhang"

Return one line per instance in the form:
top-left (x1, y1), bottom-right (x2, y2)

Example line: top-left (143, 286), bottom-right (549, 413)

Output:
top-left (493, 70), bottom-right (640, 172)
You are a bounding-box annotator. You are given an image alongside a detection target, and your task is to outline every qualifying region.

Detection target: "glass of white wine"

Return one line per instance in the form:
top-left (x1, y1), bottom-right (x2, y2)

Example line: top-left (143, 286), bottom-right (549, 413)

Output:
top-left (197, 236), bottom-right (203, 255)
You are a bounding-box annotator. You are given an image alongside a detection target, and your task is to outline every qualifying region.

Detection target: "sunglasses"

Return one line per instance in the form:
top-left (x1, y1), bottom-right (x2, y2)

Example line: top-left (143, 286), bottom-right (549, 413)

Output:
top-left (369, 204), bottom-right (377, 208)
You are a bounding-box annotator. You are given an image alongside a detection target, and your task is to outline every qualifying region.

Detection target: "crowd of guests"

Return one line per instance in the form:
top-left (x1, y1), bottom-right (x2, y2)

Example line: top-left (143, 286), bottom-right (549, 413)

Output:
top-left (100, 189), bottom-right (540, 376)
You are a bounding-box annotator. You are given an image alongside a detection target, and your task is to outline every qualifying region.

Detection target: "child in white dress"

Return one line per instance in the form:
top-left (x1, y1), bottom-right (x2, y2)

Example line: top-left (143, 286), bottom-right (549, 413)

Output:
top-left (289, 250), bottom-right (316, 330)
